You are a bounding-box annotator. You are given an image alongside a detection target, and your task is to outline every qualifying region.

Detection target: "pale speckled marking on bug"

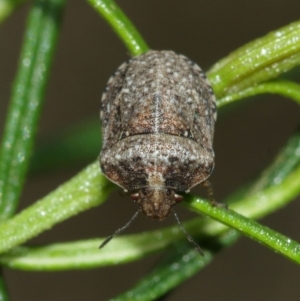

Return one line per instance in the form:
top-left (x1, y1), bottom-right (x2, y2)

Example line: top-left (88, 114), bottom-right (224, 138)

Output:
top-left (100, 50), bottom-right (217, 221)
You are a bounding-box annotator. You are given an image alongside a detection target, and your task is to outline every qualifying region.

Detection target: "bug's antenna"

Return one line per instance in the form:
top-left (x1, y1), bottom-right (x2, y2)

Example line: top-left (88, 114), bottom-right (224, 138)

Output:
top-left (99, 210), bottom-right (140, 249)
top-left (173, 210), bottom-right (204, 256)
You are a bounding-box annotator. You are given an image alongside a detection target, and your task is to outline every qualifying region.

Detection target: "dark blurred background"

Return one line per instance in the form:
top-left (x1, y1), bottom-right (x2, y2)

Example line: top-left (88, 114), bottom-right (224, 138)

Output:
top-left (0, 0), bottom-right (300, 300)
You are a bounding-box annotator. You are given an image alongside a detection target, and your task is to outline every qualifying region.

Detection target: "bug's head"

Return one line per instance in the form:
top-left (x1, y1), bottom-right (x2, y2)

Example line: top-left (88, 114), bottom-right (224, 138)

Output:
top-left (130, 188), bottom-right (183, 220)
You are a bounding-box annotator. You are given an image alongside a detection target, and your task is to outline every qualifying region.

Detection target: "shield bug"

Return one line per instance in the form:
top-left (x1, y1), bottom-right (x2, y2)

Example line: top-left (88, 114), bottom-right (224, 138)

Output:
top-left (99, 50), bottom-right (217, 252)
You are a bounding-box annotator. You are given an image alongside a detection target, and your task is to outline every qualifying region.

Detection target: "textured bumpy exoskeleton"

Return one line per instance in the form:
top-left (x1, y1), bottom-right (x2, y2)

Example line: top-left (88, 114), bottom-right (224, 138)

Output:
top-left (100, 50), bottom-right (217, 221)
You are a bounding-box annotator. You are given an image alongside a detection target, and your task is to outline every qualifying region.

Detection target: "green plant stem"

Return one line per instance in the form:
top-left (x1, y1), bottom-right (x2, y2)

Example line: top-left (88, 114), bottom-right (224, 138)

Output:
top-left (217, 80), bottom-right (300, 107)
top-left (87, 0), bottom-right (149, 56)
top-left (0, 0), bottom-right (66, 219)
top-left (0, 0), bottom-right (26, 24)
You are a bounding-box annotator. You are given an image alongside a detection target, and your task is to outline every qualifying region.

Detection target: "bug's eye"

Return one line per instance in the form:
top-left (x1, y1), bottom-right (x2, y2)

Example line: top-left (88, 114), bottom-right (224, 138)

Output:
top-left (174, 194), bottom-right (183, 202)
top-left (130, 193), bottom-right (140, 201)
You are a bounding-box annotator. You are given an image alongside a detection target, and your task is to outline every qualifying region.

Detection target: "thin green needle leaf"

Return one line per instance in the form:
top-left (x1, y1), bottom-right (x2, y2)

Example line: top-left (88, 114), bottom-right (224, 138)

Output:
top-left (0, 0), bottom-right (26, 24)
top-left (208, 20), bottom-right (300, 97)
top-left (0, 226), bottom-right (203, 270)
top-left (87, 0), bottom-right (149, 56)
top-left (0, 273), bottom-right (9, 301)
top-left (245, 130), bottom-right (300, 194)
top-left (186, 195), bottom-right (300, 264)
top-left (109, 232), bottom-right (239, 301)
top-left (0, 0), bottom-right (66, 219)
top-left (0, 162), bottom-right (114, 255)
top-left (217, 80), bottom-right (300, 107)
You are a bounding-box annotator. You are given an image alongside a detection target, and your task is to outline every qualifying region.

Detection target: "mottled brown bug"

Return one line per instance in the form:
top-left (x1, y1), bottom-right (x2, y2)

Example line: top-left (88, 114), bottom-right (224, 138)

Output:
top-left (99, 50), bottom-right (217, 250)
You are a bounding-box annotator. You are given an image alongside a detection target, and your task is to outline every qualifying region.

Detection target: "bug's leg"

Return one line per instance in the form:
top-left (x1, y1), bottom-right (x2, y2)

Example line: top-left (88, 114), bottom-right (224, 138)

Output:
top-left (201, 180), bottom-right (227, 208)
